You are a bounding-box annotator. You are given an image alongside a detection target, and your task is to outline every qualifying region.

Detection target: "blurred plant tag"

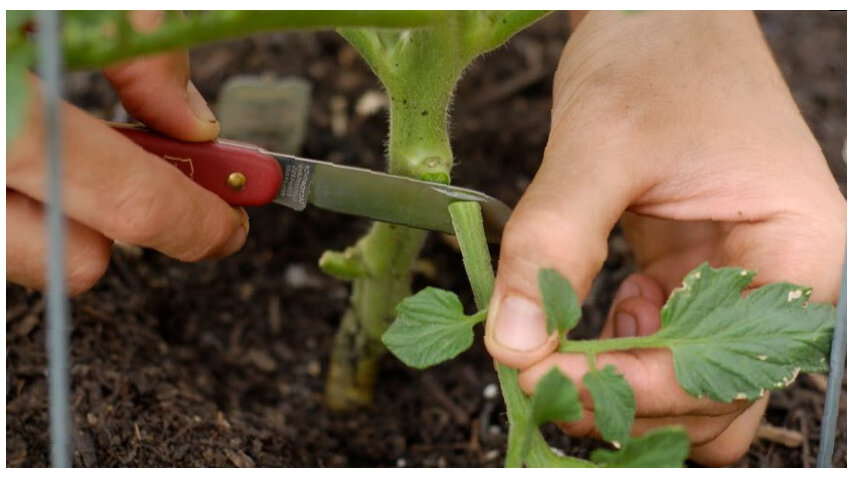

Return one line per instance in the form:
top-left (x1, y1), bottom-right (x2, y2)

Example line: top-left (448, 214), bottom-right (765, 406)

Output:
top-left (216, 76), bottom-right (311, 154)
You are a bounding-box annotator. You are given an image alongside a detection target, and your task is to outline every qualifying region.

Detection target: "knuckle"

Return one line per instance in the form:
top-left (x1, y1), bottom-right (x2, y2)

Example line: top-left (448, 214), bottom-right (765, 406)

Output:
top-left (106, 175), bottom-right (237, 262)
top-left (8, 262), bottom-right (46, 292)
top-left (106, 184), bottom-right (171, 246)
top-left (178, 210), bottom-right (236, 262)
top-left (501, 211), bottom-right (561, 276)
top-left (501, 207), bottom-right (605, 296)
top-left (175, 234), bottom-right (218, 262)
top-left (171, 209), bottom-right (236, 262)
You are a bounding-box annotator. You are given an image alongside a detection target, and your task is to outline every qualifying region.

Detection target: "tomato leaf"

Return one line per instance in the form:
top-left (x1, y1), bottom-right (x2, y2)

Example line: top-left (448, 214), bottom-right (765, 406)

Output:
top-left (521, 367), bottom-right (584, 464)
top-left (382, 287), bottom-right (484, 369)
top-left (591, 427), bottom-right (690, 467)
top-left (583, 365), bottom-right (635, 447)
top-left (650, 263), bottom-right (835, 402)
top-left (538, 268), bottom-right (581, 335)
top-left (530, 367), bottom-right (583, 426)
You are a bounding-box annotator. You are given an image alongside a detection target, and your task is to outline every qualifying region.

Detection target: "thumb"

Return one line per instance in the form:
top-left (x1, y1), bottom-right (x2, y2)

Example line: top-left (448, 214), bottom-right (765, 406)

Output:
top-left (104, 11), bottom-right (219, 141)
top-left (484, 139), bottom-right (636, 369)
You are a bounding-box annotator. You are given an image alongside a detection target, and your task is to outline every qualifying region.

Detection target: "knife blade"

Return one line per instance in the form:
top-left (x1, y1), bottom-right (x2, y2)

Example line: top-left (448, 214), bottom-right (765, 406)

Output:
top-left (113, 123), bottom-right (510, 242)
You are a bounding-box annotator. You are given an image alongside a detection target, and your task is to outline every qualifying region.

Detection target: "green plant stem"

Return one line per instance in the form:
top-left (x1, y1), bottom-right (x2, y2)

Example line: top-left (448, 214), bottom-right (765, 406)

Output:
top-left (62, 11), bottom-right (447, 70)
top-left (498, 365), bottom-right (593, 468)
top-left (558, 334), bottom-right (692, 355)
top-left (323, 11), bottom-right (551, 411)
top-left (449, 201), bottom-right (592, 468)
top-left (324, 223), bottom-right (426, 411)
top-left (449, 202), bottom-right (495, 309)
top-left (323, 21), bottom-right (463, 409)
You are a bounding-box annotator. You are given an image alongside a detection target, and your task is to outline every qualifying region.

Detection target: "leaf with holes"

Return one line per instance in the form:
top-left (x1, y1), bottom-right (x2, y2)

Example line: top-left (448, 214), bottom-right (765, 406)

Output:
top-left (648, 263), bottom-right (835, 402)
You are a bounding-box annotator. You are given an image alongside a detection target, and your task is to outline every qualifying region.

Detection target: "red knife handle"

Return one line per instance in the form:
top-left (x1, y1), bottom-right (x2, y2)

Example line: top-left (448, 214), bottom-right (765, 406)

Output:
top-left (113, 124), bottom-right (283, 207)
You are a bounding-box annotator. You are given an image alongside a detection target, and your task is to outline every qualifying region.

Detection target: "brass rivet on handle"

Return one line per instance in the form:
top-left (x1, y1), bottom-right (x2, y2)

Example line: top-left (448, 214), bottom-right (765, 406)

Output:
top-left (226, 172), bottom-right (246, 191)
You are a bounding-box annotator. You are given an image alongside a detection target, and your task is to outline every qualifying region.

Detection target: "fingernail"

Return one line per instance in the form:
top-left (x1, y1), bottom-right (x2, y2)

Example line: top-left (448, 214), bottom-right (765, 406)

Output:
top-left (221, 209), bottom-right (249, 256)
top-left (614, 280), bottom-right (641, 304)
top-left (615, 312), bottom-right (637, 338)
top-left (492, 294), bottom-right (549, 352)
top-left (186, 81), bottom-right (217, 124)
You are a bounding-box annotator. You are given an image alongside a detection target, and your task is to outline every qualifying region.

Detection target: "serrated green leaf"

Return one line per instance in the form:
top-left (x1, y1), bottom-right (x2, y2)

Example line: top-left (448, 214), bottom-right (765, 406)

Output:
top-left (521, 367), bottom-right (584, 465)
top-left (382, 287), bottom-right (483, 369)
top-left (659, 262), bottom-right (754, 329)
top-left (591, 427), bottom-right (690, 467)
top-left (538, 268), bottom-right (581, 335)
top-left (497, 364), bottom-right (595, 468)
top-left (530, 367), bottom-right (583, 426)
top-left (583, 365), bottom-right (635, 446)
top-left (650, 263), bottom-right (835, 402)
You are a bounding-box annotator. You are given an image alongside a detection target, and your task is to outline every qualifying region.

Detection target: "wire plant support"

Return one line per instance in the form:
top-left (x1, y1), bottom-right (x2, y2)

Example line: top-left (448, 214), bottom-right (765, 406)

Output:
top-left (36, 10), bottom-right (72, 468)
top-left (817, 252), bottom-right (847, 467)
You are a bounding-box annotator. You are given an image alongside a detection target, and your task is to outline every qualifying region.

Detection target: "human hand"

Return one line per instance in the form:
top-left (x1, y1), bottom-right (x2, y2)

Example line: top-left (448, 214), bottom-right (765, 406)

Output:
top-left (6, 11), bottom-right (249, 296)
top-left (484, 11), bottom-right (845, 466)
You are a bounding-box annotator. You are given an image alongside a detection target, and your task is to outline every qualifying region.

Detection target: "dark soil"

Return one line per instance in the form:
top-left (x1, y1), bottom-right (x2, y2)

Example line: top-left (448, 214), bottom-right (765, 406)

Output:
top-left (6, 11), bottom-right (846, 467)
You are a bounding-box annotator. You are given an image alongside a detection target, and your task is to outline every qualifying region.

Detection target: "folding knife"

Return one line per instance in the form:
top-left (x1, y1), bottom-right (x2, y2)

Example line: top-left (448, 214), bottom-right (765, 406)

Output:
top-left (113, 123), bottom-right (511, 242)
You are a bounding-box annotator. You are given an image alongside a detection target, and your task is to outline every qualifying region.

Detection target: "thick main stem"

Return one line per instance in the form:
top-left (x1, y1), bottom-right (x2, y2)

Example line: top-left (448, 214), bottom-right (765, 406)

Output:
top-left (323, 29), bottom-right (462, 410)
top-left (325, 223), bottom-right (426, 410)
top-left (324, 12), bottom-right (550, 411)
top-left (323, 68), bottom-right (456, 410)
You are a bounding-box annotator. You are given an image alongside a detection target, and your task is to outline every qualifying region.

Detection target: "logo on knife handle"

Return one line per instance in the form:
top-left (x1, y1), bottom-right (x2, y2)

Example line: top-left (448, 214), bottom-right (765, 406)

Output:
top-left (164, 155), bottom-right (195, 178)
top-left (275, 157), bottom-right (314, 211)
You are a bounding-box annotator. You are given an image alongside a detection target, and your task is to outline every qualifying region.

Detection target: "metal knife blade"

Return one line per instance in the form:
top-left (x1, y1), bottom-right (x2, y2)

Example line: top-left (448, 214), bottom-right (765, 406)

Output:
top-left (111, 123), bottom-right (511, 242)
top-left (271, 153), bottom-right (511, 243)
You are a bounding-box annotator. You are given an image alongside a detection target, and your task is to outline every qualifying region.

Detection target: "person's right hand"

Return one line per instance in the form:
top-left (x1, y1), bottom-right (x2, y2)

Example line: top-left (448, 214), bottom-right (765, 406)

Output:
top-left (484, 11), bottom-right (845, 466)
top-left (6, 12), bottom-right (249, 296)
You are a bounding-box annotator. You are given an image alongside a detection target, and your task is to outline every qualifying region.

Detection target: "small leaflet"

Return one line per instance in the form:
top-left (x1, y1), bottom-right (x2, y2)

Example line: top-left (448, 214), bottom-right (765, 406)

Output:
top-left (530, 367), bottom-right (584, 426)
top-left (538, 268), bottom-right (581, 335)
top-left (582, 365), bottom-right (636, 446)
top-left (382, 287), bottom-right (482, 369)
top-left (591, 427), bottom-right (690, 468)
